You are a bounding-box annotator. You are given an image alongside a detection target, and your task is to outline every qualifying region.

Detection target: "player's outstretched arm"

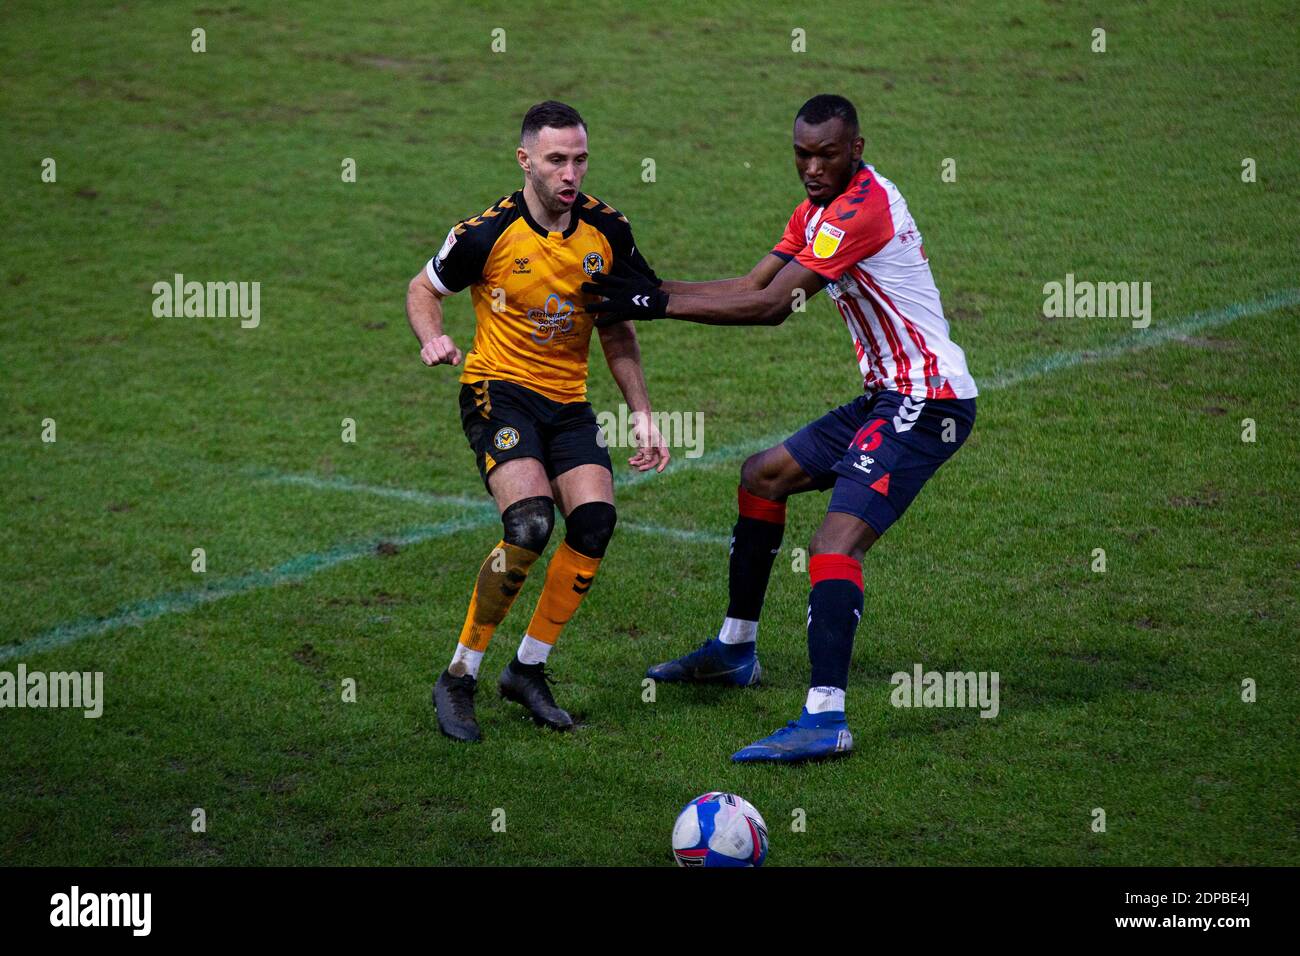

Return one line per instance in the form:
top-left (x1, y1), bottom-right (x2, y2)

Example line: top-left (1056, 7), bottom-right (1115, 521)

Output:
top-left (584, 258), bottom-right (824, 328)
top-left (657, 253), bottom-right (787, 297)
top-left (666, 259), bottom-right (825, 326)
top-left (406, 269), bottom-right (462, 366)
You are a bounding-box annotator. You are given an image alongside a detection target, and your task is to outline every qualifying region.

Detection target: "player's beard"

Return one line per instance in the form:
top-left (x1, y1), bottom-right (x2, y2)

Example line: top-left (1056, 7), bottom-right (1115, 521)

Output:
top-left (806, 156), bottom-right (858, 206)
top-left (809, 171), bottom-right (851, 207)
top-left (530, 172), bottom-right (578, 219)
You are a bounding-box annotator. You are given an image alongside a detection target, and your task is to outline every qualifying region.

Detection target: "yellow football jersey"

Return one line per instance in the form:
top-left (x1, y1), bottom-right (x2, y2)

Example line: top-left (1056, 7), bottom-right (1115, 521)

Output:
top-left (426, 191), bottom-right (657, 403)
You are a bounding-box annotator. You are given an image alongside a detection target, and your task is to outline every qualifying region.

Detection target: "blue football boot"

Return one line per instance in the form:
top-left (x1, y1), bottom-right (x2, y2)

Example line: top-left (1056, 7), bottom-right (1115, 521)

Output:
top-left (645, 638), bottom-right (761, 687)
top-left (731, 708), bottom-right (853, 763)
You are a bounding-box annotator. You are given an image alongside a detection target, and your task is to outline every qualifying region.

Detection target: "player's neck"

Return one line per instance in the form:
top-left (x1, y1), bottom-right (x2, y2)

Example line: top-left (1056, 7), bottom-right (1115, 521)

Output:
top-left (521, 182), bottom-right (571, 234)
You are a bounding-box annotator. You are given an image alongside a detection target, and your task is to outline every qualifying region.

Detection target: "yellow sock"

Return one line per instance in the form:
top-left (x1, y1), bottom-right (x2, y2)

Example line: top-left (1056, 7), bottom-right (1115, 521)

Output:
top-left (524, 541), bottom-right (603, 645)
top-left (454, 541), bottom-right (541, 662)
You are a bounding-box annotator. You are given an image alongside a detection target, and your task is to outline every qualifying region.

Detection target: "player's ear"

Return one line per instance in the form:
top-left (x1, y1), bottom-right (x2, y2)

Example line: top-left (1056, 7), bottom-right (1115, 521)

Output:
top-left (851, 136), bottom-right (864, 162)
top-left (516, 145), bottom-right (530, 173)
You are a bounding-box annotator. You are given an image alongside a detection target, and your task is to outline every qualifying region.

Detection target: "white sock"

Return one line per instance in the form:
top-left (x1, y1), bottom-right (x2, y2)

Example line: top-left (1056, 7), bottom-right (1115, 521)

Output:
top-left (805, 686), bottom-right (846, 715)
top-left (517, 634), bottom-right (553, 665)
top-left (449, 644), bottom-right (484, 680)
top-left (718, 617), bottom-right (758, 645)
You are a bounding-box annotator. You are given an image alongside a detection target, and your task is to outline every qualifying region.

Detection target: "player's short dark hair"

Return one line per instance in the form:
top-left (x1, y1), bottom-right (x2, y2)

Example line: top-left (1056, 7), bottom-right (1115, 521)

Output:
top-left (521, 101), bottom-right (586, 144)
top-left (795, 94), bottom-right (859, 137)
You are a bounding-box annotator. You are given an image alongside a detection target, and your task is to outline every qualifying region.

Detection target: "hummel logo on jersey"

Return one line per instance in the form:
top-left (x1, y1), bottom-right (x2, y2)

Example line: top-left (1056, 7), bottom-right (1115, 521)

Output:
top-left (852, 454), bottom-right (875, 475)
top-left (893, 397), bottom-right (925, 433)
top-left (632, 294), bottom-right (651, 307)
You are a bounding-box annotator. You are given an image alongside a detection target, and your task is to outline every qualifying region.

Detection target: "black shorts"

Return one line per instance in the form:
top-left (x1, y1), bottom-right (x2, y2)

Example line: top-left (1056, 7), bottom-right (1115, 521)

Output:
top-left (459, 379), bottom-right (612, 493)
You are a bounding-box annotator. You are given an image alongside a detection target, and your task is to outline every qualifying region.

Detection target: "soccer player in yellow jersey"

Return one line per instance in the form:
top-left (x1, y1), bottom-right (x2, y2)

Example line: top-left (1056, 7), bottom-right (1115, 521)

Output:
top-left (405, 101), bottom-right (669, 742)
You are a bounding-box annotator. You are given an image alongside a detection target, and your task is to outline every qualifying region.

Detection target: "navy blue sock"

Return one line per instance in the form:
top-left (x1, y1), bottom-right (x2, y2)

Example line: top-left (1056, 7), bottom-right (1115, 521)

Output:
top-left (806, 554), bottom-right (864, 690)
top-left (724, 486), bottom-right (786, 622)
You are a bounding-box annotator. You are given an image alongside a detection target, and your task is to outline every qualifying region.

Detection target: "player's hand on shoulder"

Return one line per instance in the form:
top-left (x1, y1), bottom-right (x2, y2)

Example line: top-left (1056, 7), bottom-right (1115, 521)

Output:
top-left (420, 334), bottom-right (463, 367)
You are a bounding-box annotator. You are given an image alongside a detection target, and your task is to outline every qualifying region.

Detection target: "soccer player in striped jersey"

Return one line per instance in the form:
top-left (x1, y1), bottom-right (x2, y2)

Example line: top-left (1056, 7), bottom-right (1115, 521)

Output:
top-left (584, 94), bottom-right (977, 763)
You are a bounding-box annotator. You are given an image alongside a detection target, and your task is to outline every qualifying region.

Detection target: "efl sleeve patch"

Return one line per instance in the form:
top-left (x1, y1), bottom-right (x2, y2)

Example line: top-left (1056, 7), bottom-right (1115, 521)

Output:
top-left (812, 222), bottom-right (845, 259)
top-left (429, 221), bottom-right (489, 294)
top-left (795, 196), bottom-right (894, 281)
top-left (435, 228), bottom-right (457, 266)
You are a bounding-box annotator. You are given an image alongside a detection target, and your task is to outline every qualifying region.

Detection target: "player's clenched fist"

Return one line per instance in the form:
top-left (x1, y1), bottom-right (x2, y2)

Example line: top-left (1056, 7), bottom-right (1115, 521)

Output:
top-left (420, 334), bottom-right (463, 367)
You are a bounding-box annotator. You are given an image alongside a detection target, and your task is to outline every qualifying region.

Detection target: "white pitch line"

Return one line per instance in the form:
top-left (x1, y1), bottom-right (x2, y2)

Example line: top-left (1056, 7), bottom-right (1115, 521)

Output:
top-left (7, 288), bottom-right (1295, 663)
top-left (254, 472), bottom-right (731, 546)
top-left (619, 523), bottom-right (731, 547)
top-left (0, 513), bottom-right (499, 664)
top-left (254, 470), bottom-right (488, 510)
top-left (617, 287), bottom-right (1300, 485)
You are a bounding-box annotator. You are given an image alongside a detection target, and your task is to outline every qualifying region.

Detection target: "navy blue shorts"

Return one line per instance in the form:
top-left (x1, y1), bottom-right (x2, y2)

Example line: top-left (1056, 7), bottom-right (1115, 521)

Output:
top-left (783, 390), bottom-right (976, 536)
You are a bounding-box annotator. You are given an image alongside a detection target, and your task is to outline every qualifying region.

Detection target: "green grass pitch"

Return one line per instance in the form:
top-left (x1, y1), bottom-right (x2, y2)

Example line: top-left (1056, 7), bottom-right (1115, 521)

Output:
top-left (1, 0), bottom-right (1297, 865)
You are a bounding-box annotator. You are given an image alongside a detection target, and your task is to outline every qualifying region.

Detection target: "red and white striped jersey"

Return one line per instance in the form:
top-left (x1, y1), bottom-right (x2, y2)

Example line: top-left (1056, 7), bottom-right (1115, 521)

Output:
top-left (772, 162), bottom-right (977, 399)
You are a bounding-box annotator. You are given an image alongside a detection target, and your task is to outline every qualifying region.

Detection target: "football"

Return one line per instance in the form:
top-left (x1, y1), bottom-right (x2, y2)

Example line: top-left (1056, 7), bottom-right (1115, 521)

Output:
top-left (672, 792), bottom-right (769, 867)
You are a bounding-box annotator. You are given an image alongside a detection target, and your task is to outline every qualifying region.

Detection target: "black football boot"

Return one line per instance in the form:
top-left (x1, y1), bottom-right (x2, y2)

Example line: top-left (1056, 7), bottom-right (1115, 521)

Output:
top-left (498, 658), bottom-right (575, 731)
top-left (433, 669), bottom-right (482, 742)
